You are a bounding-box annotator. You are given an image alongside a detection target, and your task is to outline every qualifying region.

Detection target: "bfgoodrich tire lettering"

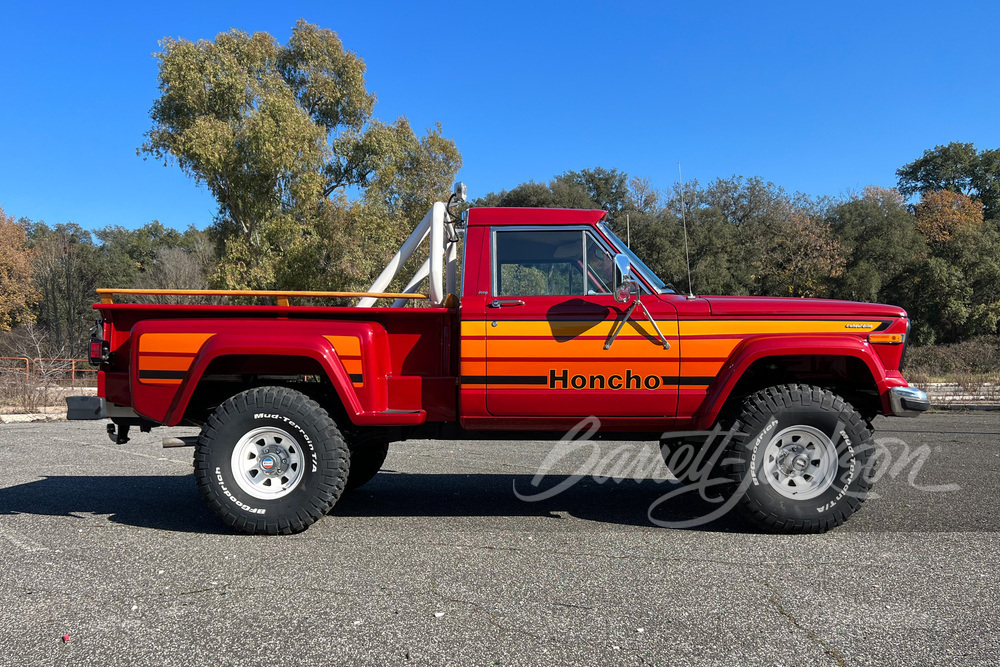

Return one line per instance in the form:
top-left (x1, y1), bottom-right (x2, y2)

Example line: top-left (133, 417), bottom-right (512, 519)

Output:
top-left (194, 386), bottom-right (349, 535)
top-left (723, 384), bottom-right (876, 534)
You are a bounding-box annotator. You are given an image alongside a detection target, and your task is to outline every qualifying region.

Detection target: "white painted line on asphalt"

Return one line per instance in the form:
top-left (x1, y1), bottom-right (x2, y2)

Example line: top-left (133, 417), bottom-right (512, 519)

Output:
top-left (69, 440), bottom-right (192, 466)
top-left (0, 530), bottom-right (48, 552)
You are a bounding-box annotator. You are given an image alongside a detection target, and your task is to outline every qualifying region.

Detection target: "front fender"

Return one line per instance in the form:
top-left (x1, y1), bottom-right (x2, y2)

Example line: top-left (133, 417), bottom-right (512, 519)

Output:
top-left (692, 335), bottom-right (895, 430)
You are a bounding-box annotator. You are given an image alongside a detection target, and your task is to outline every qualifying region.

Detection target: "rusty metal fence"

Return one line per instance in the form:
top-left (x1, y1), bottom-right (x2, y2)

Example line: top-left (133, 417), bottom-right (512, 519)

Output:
top-left (0, 357), bottom-right (97, 387)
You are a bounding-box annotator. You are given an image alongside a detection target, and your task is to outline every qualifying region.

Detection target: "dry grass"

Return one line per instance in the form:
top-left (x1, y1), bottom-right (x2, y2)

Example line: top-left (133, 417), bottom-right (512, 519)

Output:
top-left (905, 337), bottom-right (1000, 403)
top-left (906, 336), bottom-right (1000, 380)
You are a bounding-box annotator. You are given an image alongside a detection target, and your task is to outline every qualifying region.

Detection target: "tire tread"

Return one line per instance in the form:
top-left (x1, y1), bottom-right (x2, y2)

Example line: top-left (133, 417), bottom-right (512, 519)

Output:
top-left (724, 383), bottom-right (875, 534)
top-left (193, 386), bottom-right (349, 535)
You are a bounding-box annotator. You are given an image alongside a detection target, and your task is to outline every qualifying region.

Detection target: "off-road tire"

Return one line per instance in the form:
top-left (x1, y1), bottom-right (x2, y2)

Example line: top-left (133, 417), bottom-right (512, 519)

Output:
top-left (194, 386), bottom-right (349, 535)
top-left (345, 440), bottom-right (389, 492)
top-left (723, 384), bottom-right (876, 534)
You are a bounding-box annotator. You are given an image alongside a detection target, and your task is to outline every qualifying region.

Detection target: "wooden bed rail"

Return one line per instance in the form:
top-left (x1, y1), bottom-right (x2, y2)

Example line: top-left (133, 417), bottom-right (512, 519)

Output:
top-left (96, 289), bottom-right (429, 307)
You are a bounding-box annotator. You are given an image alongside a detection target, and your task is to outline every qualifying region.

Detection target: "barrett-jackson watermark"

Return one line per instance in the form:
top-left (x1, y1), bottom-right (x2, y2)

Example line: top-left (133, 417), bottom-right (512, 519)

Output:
top-left (512, 417), bottom-right (960, 528)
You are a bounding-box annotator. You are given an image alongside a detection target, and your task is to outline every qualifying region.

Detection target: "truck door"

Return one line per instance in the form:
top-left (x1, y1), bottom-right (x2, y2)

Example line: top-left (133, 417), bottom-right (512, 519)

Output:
top-left (484, 226), bottom-right (679, 418)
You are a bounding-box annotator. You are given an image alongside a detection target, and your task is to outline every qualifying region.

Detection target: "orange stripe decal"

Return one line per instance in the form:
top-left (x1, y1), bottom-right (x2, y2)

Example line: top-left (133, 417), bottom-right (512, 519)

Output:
top-left (137, 333), bottom-right (214, 385)
top-left (324, 335), bottom-right (364, 385)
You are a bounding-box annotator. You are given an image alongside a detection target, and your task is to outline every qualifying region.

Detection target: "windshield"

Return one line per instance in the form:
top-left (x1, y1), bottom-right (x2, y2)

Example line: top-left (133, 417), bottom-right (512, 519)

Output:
top-left (597, 222), bottom-right (673, 293)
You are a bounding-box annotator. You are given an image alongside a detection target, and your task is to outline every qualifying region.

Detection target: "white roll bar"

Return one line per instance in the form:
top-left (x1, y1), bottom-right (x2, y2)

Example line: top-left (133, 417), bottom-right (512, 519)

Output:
top-left (358, 201), bottom-right (459, 308)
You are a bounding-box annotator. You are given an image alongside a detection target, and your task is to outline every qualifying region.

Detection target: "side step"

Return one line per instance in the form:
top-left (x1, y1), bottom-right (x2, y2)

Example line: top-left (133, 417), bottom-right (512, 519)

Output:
top-left (353, 409), bottom-right (426, 426)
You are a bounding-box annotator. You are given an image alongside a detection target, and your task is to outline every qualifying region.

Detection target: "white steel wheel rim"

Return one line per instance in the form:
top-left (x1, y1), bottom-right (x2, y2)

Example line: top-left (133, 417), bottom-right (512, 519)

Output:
top-left (231, 427), bottom-right (304, 500)
top-left (759, 425), bottom-right (839, 500)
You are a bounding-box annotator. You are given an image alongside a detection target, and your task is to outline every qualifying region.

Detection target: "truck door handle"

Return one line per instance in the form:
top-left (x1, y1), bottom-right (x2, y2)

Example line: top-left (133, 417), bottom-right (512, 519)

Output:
top-left (489, 299), bottom-right (525, 308)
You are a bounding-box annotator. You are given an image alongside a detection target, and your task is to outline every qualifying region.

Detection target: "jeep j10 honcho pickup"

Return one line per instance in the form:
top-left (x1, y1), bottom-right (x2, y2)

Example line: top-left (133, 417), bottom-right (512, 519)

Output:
top-left (68, 187), bottom-right (929, 534)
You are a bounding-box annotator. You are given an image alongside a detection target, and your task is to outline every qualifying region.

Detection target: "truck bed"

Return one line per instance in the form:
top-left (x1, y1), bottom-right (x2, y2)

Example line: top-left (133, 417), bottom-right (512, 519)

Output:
top-left (97, 303), bottom-right (459, 426)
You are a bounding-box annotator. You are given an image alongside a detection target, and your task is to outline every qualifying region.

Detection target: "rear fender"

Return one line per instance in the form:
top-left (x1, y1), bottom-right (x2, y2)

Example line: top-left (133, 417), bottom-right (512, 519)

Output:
top-left (128, 319), bottom-right (390, 426)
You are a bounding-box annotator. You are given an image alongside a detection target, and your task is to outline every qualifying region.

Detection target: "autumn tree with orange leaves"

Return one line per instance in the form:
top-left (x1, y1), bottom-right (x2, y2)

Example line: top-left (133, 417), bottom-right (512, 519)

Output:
top-left (0, 206), bottom-right (37, 330)
top-left (914, 190), bottom-right (984, 243)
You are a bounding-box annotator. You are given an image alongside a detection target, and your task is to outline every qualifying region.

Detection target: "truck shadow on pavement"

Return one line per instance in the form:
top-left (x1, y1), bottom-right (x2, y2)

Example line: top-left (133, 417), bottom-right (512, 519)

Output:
top-left (334, 470), bottom-right (991, 533)
top-left (0, 474), bottom-right (229, 534)
top-left (337, 472), bottom-right (747, 531)
top-left (0, 470), bottom-right (987, 534)
top-left (0, 472), bottom-right (738, 534)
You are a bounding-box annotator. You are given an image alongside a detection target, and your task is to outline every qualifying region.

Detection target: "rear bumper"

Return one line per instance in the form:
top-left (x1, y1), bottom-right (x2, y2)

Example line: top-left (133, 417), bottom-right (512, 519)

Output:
top-left (66, 396), bottom-right (139, 421)
top-left (888, 386), bottom-right (930, 417)
top-left (66, 395), bottom-right (105, 420)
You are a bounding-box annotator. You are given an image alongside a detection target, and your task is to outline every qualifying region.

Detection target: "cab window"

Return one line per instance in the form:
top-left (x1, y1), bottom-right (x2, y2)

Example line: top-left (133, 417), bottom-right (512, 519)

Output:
top-left (493, 229), bottom-right (614, 297)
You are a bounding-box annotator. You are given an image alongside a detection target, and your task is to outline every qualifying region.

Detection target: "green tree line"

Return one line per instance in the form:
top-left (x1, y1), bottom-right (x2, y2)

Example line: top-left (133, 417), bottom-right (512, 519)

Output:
top-left (477, 150), bottom-right (1000, 347)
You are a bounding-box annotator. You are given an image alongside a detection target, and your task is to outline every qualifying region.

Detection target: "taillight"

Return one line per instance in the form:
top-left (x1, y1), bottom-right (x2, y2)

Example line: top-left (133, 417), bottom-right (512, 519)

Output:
top-left (89, 338), bottom-right (110, 366)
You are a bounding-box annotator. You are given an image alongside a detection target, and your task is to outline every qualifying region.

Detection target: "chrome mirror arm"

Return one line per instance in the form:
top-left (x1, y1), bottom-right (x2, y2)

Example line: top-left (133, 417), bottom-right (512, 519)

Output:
top-left (604, 300), bottom-right (639, 350)
top-left (635, 297), bottom-right (671, 350)
top-left (604, 291), bottom-right (671, 351)
top-left (607, 252), bottom-right (670, 351)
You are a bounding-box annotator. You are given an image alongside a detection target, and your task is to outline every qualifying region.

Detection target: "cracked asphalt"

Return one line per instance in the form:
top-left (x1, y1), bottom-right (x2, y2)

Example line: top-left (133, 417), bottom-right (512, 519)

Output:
top-left (0, 413), bottom-right (998, 665)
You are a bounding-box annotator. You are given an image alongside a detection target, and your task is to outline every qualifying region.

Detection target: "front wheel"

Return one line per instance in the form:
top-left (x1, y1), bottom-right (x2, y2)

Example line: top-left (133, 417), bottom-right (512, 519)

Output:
top-left (194, 386), bottom-right (349, 534)
top-left (722, 384), bottom-right (876, 534)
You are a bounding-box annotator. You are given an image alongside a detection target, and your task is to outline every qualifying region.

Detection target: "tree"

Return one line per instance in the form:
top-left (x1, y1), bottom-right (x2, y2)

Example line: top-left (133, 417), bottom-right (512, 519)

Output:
top-left (747, 212), bottom-right (845, 298)
top-left (0, 206), bottom-right (37, 330)
top-left (689, 176), bottom-right (841, 297)
top-left (23, 221), bottom-right (104, 354)
top-left (142, 20), bottom-right (460, 290)
top-left (701, 175), bottom-right (794, 228)
top-left (274, 122), bottom-right (462, 294)
top-left (477, 167), bottom-right (654, 216)
top-left (871, 187), bottom-right (1000, 344)
top-left (635, 182), bottom-right (753, 296)
top-left (913, 190), bottom-right (984, 243)
top-left (626, 176), bottom-right (662, 215)
top-left (130, 227), bottom-right (215, 301)
top-left (94, 221), bottom-right (188, 289)
top-left (897, 142), bottom-right (1000, 219)
top-left (476, 179), bottom-right (595, 209)
top-left (917, 212), bottom-right (1000, 342)
top-left (827, 186), bottom-right (926, 304)
top-left (556, 167), bottom-right (633, 214)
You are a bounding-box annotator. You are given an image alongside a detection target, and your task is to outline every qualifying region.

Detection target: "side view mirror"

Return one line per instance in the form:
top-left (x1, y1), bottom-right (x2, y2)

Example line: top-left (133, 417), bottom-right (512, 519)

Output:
top-left (605, 253), bottom-right (670, 351)
top-left (613, 253), bottom-right (635, 303)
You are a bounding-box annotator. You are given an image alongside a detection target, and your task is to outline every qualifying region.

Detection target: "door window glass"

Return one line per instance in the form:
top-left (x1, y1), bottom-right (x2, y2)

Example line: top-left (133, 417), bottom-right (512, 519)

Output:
top-left (494, 230), bottom-right (583, 296)
top-left (493, 229), bottom-right (618, 297)
top-left (585, 233), bottom-right (614, 294)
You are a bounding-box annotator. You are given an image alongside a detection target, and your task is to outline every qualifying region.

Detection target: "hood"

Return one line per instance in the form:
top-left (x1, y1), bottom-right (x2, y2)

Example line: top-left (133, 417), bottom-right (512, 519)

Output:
top-left (701, 296), bottom-right (907, 318)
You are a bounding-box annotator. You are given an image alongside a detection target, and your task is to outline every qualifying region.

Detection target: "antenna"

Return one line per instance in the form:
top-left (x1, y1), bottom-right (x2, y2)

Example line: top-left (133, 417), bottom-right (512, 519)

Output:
top-left (626, 213), bottom-right (631, 247)
top-left (678, 163), bottom-right (694, 297)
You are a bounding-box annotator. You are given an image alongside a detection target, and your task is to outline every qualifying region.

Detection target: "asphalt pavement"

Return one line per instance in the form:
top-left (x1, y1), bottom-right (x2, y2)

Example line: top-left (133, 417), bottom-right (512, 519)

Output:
top-left (0, 414), bottom-right (997, 666)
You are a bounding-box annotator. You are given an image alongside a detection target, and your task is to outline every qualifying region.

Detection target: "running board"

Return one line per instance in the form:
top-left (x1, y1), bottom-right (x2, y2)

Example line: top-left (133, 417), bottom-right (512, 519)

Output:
top-left (353, 409), bottom-right (426, 426)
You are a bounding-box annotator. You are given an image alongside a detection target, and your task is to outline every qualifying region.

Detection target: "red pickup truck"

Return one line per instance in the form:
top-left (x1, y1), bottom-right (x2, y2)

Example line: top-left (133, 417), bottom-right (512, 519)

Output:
top-left (68, 193), bottom-right (928, 535)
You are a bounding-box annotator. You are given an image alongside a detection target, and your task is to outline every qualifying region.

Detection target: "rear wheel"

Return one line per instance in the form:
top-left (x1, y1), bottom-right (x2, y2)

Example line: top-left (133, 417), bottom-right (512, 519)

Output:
top-left (194, 386), bottom-right (349, 534)
top-left (723, 384), bottom-right (876, 533)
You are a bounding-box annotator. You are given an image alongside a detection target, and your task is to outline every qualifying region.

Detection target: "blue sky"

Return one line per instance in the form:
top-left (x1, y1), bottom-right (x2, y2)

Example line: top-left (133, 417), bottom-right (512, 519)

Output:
top-left (1, 1), bottom-right (997, 231)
